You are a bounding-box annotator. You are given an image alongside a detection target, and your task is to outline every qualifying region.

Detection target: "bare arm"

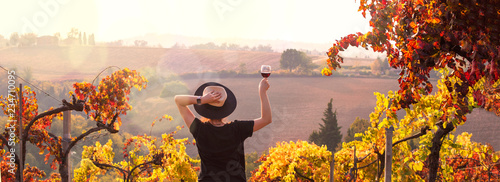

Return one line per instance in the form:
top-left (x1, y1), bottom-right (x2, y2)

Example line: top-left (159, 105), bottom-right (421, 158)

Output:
top-left (253, 78), bottom-right (272, 132)
top-left (175, 92), bottom-right (221, 128)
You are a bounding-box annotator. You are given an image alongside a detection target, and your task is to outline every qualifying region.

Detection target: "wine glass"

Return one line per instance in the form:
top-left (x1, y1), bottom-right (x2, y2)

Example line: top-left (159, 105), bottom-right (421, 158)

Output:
top-left (260, 65), bottom-right (271, 78)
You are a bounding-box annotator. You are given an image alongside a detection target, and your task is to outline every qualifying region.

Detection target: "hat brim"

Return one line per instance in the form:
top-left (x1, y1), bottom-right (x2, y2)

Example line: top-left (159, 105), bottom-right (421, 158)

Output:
top-left (193, 82), bottom-right (237, 119)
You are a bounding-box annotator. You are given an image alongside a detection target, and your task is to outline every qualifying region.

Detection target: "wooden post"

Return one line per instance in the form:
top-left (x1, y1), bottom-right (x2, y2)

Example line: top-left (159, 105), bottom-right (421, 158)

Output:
top-left (353, 146), bottom-right (357, 182)
top-left (62, 110), bottom-right (71, 182)
top-left (18, 83), bottom-right (24, 182)
top-left (330, 153), bottom-right (334, 182)
top-left (385, 126), bottom-right (394, 182)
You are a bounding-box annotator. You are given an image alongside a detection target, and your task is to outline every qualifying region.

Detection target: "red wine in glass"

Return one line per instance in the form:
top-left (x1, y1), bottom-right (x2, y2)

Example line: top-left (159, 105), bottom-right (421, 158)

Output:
top-left (261, 65), bottom-right (271, 78)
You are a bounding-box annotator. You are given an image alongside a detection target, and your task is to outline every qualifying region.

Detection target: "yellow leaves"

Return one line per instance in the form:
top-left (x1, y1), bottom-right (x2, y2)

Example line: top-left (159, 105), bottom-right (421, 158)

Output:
top-left (412, 161), bottom-right (424, 171)
top-left (113, 122), bottom-right (120, 131)
top-left (493, 78), bottom-right (500, 88)
top-left (354, 132), bottom-right (364, 138)
top-left (383, 96), bottom-right (390, 108)
top-left (116, 117), bottom-right (122, 126)
top-left (473, 147), bottom-right (481, 153)
top-left (76, 131), bottom-right (199, 182)
top-left (379, 118), bottom-right (390, 129)
top-left (163, 114), bottom-right (173, 121)
top-left (404, 156), bottom-right (411, 164)
top-left (456, 133), bottom-right (472, 146)
top-left (74, 140), bottom-right (115, 181)
top-left (335, 73), bottom-right (500, 180)
top-left (251, 140), bottom-right (331, 182)
top-left (321, 67), bottom-right (332, 76)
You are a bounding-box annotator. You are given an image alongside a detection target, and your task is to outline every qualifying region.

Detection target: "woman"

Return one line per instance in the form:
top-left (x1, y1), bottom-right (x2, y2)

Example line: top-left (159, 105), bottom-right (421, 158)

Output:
top-left (174, 78), bottom-right (272, 181)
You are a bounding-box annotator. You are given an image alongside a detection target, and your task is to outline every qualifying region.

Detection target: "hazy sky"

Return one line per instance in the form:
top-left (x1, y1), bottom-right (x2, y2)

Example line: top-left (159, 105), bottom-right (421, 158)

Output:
top-left (1, 0), bottom-right (370, 44)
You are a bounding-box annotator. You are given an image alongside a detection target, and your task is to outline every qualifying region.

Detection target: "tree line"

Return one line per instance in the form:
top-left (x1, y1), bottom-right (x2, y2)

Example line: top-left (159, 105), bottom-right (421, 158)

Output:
top-left (0, 28), bottom-right (95, 47)
top-left (172, 41), bottom-right (274, 53)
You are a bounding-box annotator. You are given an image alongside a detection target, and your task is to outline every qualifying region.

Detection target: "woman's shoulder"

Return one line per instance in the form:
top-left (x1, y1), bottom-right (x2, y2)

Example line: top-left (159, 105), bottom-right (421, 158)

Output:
top-left (231, 120), bottom-right (255, 128)
top-left (226, 120), bottom-right (253, 125)
top-left (233, 119), bottom-right (254, 123)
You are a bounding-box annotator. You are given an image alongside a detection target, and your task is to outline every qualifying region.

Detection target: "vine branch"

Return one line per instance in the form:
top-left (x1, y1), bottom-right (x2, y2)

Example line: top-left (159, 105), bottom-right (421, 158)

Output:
top-left (21, 97), bottom-right (84, 165)
top-left (294, 167), bottom-right (314, 182)
top-left (393, 126), bottom-right (430, 146)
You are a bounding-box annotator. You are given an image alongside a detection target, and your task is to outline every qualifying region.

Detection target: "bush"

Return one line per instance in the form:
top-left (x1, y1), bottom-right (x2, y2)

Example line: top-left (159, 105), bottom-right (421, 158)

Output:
top-left (160, 81), bottom-right (189, 98)
top-left (250, 140), bottom-right (331, 181)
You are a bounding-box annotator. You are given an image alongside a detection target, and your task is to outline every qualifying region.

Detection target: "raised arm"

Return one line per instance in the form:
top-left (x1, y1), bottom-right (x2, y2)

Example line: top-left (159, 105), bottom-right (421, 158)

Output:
top-left (253, 78), bottom-right (272, 132)
top-left (175, 92), bottom-right (221, 128)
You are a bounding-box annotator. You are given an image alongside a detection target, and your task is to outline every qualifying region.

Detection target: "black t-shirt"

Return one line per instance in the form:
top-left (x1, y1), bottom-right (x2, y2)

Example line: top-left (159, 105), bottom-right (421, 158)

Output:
top-left (190, 118), bottom-right (254, 182)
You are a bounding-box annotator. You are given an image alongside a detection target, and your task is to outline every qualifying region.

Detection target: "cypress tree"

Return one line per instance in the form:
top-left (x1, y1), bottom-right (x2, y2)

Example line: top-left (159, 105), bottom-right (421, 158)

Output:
top-left (308, 98), bottom-right (342, 152)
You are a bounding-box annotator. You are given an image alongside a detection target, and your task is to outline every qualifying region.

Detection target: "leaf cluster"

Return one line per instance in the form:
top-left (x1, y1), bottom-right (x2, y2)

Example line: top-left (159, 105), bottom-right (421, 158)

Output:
top-left (250, 140), bottom-right (331, 182)
top-left (333, 75), bottom-right (499, 181)
top-left (73, 126), bottom-right (200, 182)
top-left (324, 0), bottom-right (500, 116)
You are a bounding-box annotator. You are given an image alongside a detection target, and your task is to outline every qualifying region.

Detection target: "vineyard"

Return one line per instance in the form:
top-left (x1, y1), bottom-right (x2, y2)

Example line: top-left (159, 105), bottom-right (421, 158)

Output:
top-left (1, 47), bottom-right (500, 181)
top-left (2, 0), bottom-right (500, 180)
top-left (1, 67), bottom-right (499, 181)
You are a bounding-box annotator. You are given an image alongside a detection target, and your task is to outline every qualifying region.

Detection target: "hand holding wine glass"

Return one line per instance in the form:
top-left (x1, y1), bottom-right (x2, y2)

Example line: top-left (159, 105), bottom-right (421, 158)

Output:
top-left (261, 65), bottom-right (271, 78)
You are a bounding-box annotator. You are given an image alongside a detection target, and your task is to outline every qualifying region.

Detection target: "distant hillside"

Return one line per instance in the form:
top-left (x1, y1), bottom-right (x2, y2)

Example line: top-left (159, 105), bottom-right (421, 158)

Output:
top-left (157, 48), bottom-right (283, 75)
top-left (0, 46), bottom-right (297, 81)
top-left (122, 33), bottom-right (387, 58)
top-left (0, 46), bottom-right (336, 81)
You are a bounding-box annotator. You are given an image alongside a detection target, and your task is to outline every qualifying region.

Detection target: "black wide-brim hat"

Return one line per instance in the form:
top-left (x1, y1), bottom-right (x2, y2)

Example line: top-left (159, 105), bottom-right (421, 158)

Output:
top-left (193, 82), bottom-right (237, 119)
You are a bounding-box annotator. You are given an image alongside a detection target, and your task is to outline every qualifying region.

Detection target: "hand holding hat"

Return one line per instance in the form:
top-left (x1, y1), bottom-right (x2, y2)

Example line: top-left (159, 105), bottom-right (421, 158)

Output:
top-left (194, 82), bottom-right (237, 119)
top-left (201, 86), bottom-right (226, 106)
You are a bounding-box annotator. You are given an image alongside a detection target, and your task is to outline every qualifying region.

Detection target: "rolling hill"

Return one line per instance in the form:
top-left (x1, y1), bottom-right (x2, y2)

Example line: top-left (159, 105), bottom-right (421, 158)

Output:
top-left (0, 46), bottom-right (294, 81)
